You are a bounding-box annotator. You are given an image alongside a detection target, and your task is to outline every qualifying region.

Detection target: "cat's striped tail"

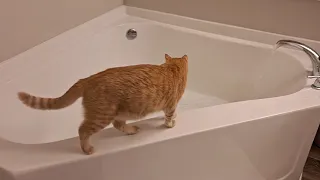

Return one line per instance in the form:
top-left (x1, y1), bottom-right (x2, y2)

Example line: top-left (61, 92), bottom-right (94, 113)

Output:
top-left (17, 80), bottom-right (85, 110)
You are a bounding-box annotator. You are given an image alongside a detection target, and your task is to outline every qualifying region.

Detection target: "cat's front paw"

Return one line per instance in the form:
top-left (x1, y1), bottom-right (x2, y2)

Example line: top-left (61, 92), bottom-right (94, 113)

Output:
top-left (82, 145), bottom-right (95, 155)
top-left (164, 120), bottom-right (176, 128)
top-left (126, 125), bottom-right (140, 135)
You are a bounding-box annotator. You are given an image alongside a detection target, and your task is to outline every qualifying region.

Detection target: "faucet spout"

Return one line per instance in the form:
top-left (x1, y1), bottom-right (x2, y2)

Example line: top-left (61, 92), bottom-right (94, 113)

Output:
top-left (275, 39), bottom-right (320, 90)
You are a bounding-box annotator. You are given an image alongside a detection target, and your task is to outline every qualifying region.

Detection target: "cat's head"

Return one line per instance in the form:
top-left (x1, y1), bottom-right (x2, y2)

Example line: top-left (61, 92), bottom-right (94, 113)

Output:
top-left (165, 54), bottom-right (188, 64)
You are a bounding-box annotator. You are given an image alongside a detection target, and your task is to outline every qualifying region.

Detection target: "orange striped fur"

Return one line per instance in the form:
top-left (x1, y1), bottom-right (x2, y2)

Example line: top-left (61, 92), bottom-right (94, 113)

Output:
top-left (18, 80), bottom-right (83, 110)
top-left (17, 54), bottom-right (188, 155)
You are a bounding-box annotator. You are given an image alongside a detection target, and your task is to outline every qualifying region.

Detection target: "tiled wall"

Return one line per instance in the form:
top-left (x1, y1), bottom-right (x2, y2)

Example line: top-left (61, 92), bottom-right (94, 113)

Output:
top-left (0, 0), bottom-right (123, 62)
top-left (125, 0), bottom-right (320, 41)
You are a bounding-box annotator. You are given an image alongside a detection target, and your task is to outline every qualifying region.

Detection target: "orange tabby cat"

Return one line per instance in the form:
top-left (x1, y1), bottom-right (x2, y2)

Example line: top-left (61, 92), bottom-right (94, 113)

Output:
top-left (17, 54), bottom-right (188, 155)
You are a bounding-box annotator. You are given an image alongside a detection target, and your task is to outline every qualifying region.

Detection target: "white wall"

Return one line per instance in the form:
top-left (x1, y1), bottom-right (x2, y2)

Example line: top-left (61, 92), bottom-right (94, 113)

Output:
top-left (0, 0), bottom-right (123, 62)
top-left (2, 0), bottom-right (319, 63)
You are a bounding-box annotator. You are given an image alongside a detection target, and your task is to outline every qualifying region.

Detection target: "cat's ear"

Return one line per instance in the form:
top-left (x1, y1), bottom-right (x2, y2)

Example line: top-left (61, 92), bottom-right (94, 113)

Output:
top-left (182, 55), bottom-right (188, 60)
top-left (165, 54), bottom-right (171, 60)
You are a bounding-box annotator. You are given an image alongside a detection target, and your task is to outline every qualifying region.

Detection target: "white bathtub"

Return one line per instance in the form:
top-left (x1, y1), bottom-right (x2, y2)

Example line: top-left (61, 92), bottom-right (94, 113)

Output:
top-left (0, 6), bottom-right (319, 180)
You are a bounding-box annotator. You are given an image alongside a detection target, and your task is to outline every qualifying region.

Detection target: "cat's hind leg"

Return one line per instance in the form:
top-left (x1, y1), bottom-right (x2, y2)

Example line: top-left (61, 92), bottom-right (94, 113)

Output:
top-left (112, 120), bottom-right (140, 135)
top-left (78, 117), bottom-right (113, 155)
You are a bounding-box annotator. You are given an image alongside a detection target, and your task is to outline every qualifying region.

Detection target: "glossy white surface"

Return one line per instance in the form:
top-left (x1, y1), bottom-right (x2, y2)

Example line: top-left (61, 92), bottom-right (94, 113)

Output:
top-left (0, 5), bottom-right (319, 180)
top-left (0, 9), bottom-right (308, 145)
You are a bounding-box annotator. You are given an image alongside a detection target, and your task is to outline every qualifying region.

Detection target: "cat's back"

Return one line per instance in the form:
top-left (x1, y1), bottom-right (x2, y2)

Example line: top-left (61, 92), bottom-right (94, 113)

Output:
top-left (82, 64), bottom-right (172, 112)
top-left (84, 64), bottom-right (170, 92)
top-left (81, 55), bottom-right (187, 118)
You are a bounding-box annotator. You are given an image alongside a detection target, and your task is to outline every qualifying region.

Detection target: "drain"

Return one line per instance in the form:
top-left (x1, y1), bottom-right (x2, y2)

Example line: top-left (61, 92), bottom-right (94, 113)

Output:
top-left (126, 28), bottom-right (137, 40)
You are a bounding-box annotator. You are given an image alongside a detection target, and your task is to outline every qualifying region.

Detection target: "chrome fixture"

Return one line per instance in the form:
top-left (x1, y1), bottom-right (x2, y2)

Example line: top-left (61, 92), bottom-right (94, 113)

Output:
top-left (126, 28), bottom-right (137, 40)
top-left (276, 39), bottom-right (320, 90)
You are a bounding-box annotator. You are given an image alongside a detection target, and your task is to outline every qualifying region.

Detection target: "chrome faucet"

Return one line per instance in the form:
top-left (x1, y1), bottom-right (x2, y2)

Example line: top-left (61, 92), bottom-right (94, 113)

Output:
top-left (276, 39), bottom-right (320, 90)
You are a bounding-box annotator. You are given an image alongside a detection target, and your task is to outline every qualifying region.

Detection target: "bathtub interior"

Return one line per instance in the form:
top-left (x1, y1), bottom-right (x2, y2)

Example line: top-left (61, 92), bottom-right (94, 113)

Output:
top-left (88, 23), bottom-right (307, 103)
top-left (123, 24), bottom-right (307, 102)
top-left (0, 21), bottom-right (307, 144)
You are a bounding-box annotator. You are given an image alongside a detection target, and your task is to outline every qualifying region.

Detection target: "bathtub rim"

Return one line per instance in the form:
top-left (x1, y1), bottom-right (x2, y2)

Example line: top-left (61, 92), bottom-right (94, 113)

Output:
top-left (1, 102), bottom-right (320, 174)
top-left (125, 6), bottom-right (320, 52)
